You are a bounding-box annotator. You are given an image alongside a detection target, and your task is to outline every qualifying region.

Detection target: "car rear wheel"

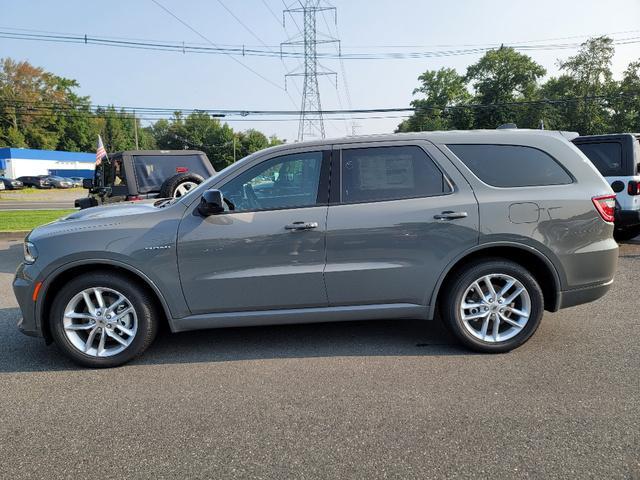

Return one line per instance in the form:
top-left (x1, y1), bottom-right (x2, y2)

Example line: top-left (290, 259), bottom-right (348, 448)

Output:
top-left (441, 258), bottom-right (544, 353)
top-left (50, 272), bottom-right (158, 368)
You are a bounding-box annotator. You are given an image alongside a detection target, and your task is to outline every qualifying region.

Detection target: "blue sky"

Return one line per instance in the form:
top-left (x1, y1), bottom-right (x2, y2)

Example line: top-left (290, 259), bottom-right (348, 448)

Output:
top-left (1, 0), bottom-right (639, 142)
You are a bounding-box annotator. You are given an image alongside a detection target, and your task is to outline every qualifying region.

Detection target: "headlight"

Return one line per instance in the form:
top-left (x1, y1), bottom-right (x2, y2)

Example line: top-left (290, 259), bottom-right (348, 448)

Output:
top-left (23, 242), bottom-right (38, 264)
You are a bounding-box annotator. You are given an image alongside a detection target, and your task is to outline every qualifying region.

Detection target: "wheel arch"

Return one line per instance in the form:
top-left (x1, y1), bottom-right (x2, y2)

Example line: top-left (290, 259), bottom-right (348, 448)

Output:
top-left (428, 242), bottom-right (562, 318)
top-left (38, 260), bottom-right (174, 344)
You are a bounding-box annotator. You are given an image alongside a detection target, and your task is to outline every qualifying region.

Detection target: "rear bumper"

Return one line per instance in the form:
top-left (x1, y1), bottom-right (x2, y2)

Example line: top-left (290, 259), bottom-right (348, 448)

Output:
top-left (615, 209), bottom-right (640, 229)
top-left (557, 278), bottom-right (613, 310)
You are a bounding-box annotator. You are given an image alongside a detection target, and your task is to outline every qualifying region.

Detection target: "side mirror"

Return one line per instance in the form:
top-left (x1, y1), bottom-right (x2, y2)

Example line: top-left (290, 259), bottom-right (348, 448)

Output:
top-left (82, 178), bottom-right (94, 189)
top-left (198, 189), bottom-right (225, 216)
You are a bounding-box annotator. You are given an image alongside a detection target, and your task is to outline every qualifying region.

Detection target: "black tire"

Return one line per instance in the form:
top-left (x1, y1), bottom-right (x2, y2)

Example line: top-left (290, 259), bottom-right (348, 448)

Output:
top-left (441, 258), bottom-right (544, 353)
top-left (614, 226), bottom-right (640, 242)
top-left (49, 272), bottom-right (159, 368)
top-left (158, 173), bottom-right (204, 198)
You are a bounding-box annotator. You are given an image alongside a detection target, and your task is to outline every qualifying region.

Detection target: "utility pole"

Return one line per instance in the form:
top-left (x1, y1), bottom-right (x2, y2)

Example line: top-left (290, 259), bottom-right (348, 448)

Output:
top-left (282, 1), bottom-right (339, 141)
top-left (133, 110), bottom-right (139, 149)
top-left (233, 136), bottom-right (237, 163)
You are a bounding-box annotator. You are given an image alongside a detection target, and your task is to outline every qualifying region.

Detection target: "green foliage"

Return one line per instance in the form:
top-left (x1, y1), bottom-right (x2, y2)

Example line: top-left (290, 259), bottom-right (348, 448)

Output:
top-left (0, 58), bottom-right (283, 167)
top-left (396, 68), bottom-right (472, 132)
top-left (465, 46), bottom-right (546, 128)
top-left (398, 37), bottom-right (640, 135)
top-left (148, 114), bottom-right (285, 171)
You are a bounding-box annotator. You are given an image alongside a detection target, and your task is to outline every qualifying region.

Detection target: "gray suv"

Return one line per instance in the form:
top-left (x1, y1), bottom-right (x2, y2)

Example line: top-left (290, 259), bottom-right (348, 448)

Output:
top-left (13, 130), bottom-right (618, 367)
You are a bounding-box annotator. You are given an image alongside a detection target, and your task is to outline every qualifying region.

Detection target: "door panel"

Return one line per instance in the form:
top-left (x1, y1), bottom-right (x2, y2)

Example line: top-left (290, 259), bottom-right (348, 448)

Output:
top-left (324, 141), bottom-right (479, 307)
top-left (178, 207), bottom-right (328, 314)
top-left (177, 149), bottom-right (329, 315)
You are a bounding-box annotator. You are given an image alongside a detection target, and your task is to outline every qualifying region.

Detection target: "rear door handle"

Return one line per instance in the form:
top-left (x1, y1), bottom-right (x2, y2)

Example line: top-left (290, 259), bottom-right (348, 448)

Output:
top-left (433, 211), bottom-right (468, 220)
top-left (285, 221), bottom-right (319, 231)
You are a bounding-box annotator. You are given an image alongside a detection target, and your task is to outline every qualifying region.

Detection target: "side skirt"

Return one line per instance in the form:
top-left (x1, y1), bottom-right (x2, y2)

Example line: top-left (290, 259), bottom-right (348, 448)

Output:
top-left (170, 303), bottom-right (431, 333)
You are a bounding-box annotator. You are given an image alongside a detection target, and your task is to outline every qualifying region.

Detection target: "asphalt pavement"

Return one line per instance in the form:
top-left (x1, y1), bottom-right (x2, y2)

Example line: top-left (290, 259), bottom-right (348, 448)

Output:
top-left (0, 235), bottom-right (638, 479)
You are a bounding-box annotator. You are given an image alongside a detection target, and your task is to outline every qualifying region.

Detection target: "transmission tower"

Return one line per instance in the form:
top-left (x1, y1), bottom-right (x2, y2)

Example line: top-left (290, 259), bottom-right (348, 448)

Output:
top-left (282, 1), bottom-right (339, 141)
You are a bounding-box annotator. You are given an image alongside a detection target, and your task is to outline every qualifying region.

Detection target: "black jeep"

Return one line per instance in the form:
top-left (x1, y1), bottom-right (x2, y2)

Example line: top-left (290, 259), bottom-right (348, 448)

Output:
top-left (76, 150), bottom-right (216, 209)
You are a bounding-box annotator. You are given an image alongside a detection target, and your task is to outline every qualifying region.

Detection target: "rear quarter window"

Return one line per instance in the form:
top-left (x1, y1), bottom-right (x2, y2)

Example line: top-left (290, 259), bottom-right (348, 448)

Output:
top-left (447, 144), bottom-right (573, 187)
top-left (574, 142), bottom-right (624, 177)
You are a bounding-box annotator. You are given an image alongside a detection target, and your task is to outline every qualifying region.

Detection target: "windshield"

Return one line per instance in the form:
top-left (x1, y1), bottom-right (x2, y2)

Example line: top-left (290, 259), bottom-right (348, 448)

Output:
top-left (132, 154), bottom-right (211, 194)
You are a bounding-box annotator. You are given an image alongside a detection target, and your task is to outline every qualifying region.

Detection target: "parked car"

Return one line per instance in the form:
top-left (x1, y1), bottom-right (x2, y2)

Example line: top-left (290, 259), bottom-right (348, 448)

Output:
top-left (75, 150), bottom-right (215, 209)
top-left (68, 177), bottom-right (84, 187)
top-left (14, 130), bottom-right (618, 368)
top-left (0, 176), bottom-right (23, 190)
top-left (0, 179), bottom-right (4, 191)
top-left (572, 133), bottom-right (640, 241)
top-left (38, 175), bottom-right (73, 188)
top-left (16, 176), bottom-right (52, 189)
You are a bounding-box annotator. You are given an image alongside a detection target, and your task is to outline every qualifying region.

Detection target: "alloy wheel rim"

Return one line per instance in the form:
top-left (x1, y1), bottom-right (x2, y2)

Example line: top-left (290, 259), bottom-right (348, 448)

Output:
top-left (63, 287), bottom-right (138, 357)
top-left (459, 274), bottom-right (531, 343)
top-left (174, 181), bottom-right (197, 197)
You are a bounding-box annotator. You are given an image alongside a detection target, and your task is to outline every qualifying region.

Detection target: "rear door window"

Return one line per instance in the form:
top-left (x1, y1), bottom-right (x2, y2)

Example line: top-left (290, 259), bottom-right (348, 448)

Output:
top-left (574, 142), bottom-right (624, 177)
top-left (340, 145), bottom-right (451, 203)
top-left (447, 144), bottom-right (573, 187)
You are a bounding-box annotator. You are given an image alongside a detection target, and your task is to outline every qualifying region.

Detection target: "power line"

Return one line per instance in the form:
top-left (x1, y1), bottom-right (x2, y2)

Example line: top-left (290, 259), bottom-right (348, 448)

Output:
top-left (215, 0), bottom-right (301, 109)
top-left (319, 4), bottom-right (351, 136)
top-left (3, 28), bottom-right (639, 60)
top-left (2, 24), bottom-right (639, 50)
top-left (3, 92), bottom-right (638, 117)
top-left (282, 1), bottom-right (340, 140)
top-left (149, 0), bottom-right (284, 90)
top-left (260, 0), bottom-right (283, 25)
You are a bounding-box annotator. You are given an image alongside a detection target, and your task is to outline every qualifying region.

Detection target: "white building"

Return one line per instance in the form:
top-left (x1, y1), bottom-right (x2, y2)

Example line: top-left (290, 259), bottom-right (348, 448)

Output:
top-left (0, 148), bottom-right (95, 179)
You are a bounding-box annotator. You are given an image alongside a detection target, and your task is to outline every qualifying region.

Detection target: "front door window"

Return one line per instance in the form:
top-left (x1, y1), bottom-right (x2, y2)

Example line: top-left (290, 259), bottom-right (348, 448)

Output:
top-left (221, 152), bottom-right (323, 212)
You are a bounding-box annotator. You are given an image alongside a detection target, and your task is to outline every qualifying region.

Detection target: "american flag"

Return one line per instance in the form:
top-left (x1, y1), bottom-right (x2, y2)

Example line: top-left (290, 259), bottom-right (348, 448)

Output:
top-left (96, 135), bottom-right (107, 165)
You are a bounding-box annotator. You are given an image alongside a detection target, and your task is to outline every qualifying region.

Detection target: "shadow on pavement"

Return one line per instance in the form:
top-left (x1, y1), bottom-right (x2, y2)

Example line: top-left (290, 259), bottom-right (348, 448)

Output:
top-left (0, 307), bottom-right (472, 373)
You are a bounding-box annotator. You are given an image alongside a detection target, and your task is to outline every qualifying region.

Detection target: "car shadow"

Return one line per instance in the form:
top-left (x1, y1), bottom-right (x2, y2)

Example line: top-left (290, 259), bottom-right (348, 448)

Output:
top-left (0, 306), bottom-right (475, 373)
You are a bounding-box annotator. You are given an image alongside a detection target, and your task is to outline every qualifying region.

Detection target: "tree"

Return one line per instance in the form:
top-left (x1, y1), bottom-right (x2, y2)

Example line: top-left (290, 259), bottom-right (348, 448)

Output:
top-left (551, 36), bottom-right (616, 134)
top-left (0, 58), bottom-right (94, 150)
top-left (396, 68), bottom-right (472, 132)
top-left (610, 60), bottom-right (640, 133)
top-left (0, 59), bottom-right (281, 159)
top-left (465, 46), bottom-right (546, 128)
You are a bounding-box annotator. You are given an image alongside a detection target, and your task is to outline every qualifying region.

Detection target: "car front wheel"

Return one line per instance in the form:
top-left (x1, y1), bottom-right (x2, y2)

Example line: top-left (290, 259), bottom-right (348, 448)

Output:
top-left (50, 272), bottom-right (158, 368)
top-left (441, 258), bottom-right (544, 353)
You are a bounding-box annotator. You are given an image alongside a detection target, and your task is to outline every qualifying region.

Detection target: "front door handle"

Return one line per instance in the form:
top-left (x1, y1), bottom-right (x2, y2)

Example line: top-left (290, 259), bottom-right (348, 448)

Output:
top-left (285, 221), bottom-right (319, 231)
top-left (434, 211), bottom-right (468, 220)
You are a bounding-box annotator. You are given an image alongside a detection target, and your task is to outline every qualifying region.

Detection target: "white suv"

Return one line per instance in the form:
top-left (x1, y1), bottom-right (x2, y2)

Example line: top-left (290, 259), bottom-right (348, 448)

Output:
top-left (573, 133), bottom-right (640, 241)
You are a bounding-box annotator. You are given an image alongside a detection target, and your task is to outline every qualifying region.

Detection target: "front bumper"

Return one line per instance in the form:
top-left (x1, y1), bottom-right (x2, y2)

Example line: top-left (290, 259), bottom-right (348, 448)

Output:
top-left (12, 263), bottom-right (42, 338)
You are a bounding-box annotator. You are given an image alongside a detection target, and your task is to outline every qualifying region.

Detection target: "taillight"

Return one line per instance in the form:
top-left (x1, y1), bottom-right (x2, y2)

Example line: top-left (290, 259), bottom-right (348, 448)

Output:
top-left (628, 181), bottom-right (640, 195)
top-left (592, 194), bottom-right (616, 223)
top-left (127, 195), bottom-right (142, 201)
